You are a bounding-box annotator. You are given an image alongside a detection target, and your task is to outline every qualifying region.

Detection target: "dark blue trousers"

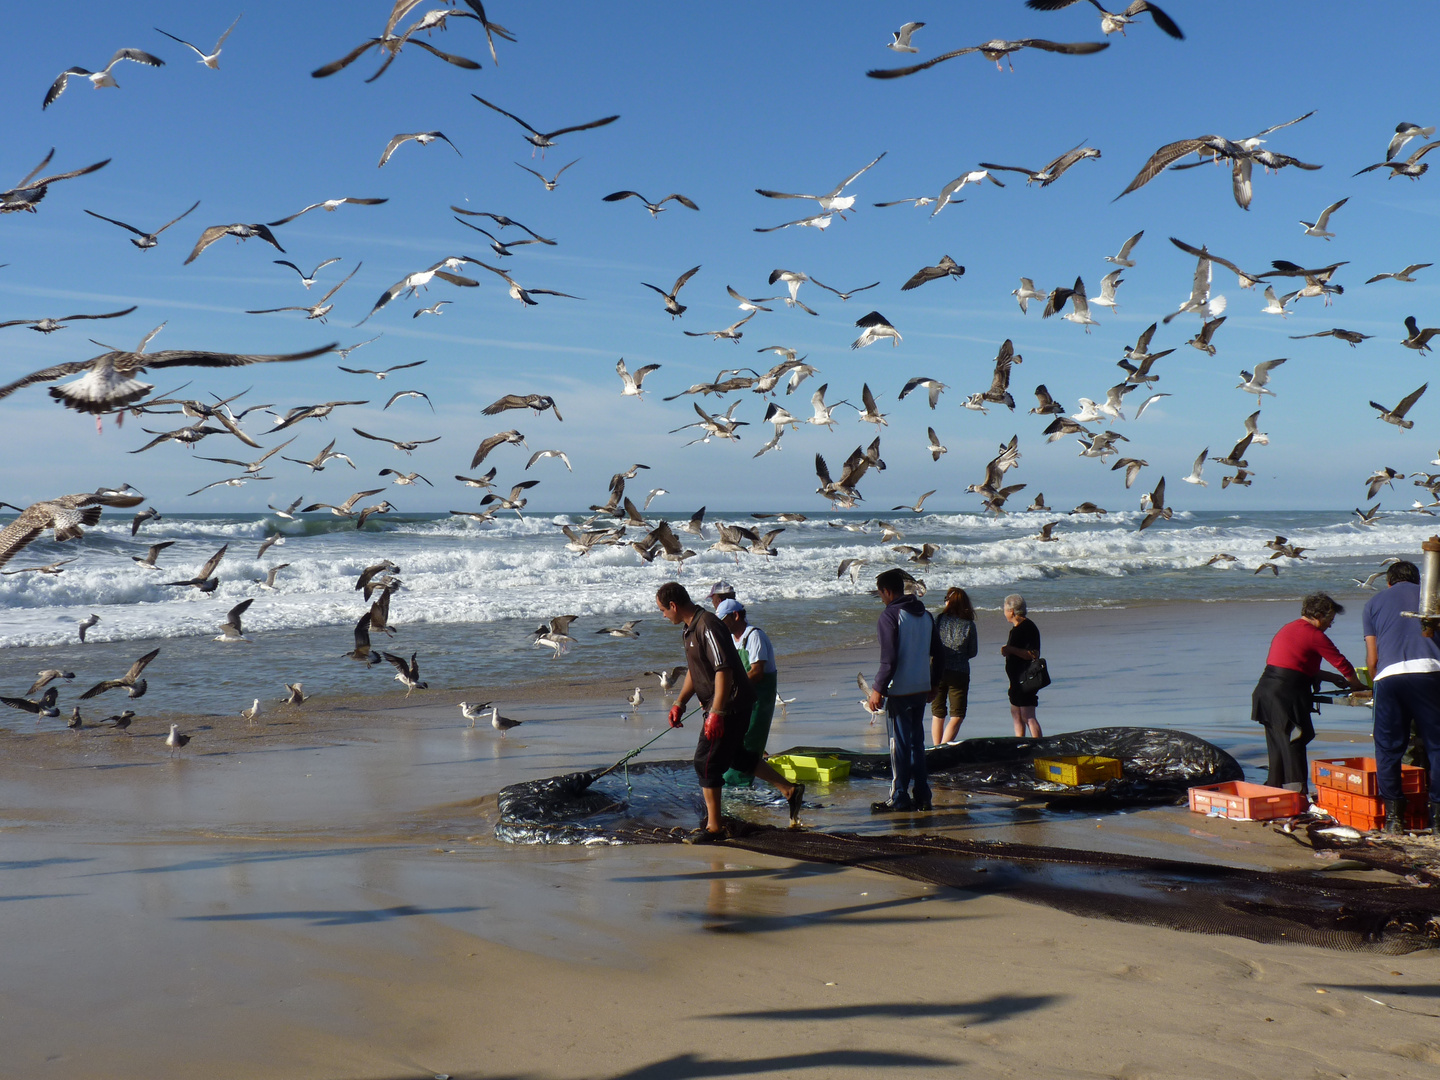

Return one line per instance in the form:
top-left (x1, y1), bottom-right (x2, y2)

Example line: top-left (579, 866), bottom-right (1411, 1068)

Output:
top-left (886, 694), bottom-right (930, 808)
top-left (1373, 672), bottom-right (1440, 802)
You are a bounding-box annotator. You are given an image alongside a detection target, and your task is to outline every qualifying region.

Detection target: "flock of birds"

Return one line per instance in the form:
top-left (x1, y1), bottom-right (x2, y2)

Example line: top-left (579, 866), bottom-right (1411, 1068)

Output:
top-left (3, 3), bottom-right (1439, 746)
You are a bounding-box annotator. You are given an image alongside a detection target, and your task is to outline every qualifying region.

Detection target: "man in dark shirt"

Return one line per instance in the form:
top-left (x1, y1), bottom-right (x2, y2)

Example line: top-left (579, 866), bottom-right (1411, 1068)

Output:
top-left (866, 568), bottom-right (941, 812)
top-left (656, 581), bottom-right (754, 842)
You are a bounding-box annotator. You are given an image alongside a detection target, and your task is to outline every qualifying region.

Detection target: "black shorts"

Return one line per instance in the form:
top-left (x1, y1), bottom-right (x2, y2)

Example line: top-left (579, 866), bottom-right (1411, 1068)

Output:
top-left (1008, 682), bottom-right (1038, 708)
top-left (694, 719), bottom-right (745, 789)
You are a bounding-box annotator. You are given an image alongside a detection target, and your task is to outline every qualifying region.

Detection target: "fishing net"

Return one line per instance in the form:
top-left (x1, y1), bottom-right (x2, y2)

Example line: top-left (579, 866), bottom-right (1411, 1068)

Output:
top-left (493, 727), bottom-right (1440, 952)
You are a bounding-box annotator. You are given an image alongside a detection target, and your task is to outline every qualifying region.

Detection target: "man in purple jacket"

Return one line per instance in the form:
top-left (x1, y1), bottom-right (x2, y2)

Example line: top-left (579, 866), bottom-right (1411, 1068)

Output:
top-left (866, 568), bottom-right (942, 812)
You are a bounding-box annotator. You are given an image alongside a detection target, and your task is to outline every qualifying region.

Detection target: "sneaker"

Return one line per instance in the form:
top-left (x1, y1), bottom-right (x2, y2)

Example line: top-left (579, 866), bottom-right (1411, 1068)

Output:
top-left (871, 800), bottom-right (913, 814)
top-left (684, 827), bottom-right (726, 845)
top-left (787, 782), bottom-right (806, 825)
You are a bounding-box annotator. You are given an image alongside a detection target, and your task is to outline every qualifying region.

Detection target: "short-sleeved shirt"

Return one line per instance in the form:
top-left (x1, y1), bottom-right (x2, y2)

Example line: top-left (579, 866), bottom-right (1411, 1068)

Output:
top-left (1005, 619), bottom-right (1041, 686)
top-left (737, 624), bottom-right (777, 674)
top-left (1362, 582), bottom-right (1440, 680)
top-left (682, 609), bottom-right (755, 716)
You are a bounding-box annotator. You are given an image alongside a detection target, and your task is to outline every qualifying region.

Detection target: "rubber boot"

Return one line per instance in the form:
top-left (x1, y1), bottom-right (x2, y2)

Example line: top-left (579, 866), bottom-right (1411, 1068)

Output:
top-left (1431, 802), bottom-right (1440, 838)
top-left (1383, 800), bottom-right (1405, 836)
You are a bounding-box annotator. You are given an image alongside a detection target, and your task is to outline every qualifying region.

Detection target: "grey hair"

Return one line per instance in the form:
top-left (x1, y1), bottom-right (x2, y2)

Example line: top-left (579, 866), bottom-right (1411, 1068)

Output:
top-left (1003, 593), bottom-right (1027, 617)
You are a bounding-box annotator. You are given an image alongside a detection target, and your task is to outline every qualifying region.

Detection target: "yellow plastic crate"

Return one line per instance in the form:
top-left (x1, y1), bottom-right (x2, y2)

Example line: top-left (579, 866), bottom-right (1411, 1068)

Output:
top-left (767, 754), bottom-right (851, 783)
top-left (1033, 755), bottom-right (1123, 786)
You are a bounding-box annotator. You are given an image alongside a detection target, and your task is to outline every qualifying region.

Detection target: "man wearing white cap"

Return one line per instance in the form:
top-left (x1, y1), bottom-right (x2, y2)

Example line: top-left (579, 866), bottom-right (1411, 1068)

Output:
top-left (716, 598), bottom-right (804, 824)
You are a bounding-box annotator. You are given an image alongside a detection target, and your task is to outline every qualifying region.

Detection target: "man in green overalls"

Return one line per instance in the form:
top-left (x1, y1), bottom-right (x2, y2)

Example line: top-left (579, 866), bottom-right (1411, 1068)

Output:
top-left (715, 599), bottom-right (803, 824)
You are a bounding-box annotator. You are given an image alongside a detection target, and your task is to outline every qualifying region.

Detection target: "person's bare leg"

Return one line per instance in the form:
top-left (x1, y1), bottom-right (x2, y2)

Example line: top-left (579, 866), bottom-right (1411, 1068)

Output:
top-left (752, 760), bottom-right (795, 799)
top-left (702, 786), bottom-right (724, 832)
top-left (931, 712), bottom-right (945, 747)
top-left (1020, 706), bottom-right (1042, 738)
top-left (941, 717), bottom-right (963, 744)
top-left (1011, 705), bottom-right (1026, 737)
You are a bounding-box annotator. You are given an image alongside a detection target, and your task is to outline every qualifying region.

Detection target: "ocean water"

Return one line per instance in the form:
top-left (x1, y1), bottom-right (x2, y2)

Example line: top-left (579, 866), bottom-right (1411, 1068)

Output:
top-left (0, 507), bottom-right (1433, 719)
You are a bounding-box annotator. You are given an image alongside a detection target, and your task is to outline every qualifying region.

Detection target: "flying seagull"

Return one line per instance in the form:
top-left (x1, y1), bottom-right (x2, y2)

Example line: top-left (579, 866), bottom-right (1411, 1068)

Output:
top-left (755, 152), bottom-right (887, 215)
top-left (272, 259), bottom-right (336, 287)
top-left (640, 264), bottom-right (700, 318)
top-left (617, 358), bottom-right (661, 398)
top-left (602, 190), bottom-right (699, 216)
top-left (7, 496), bottom-right (111, 552)
top-left (851, 311), bottom-right (900, 349)
top-left (360, 259), bottom-right (478, 323)
top-left (1299, 197), bottom-right (1348, 240)
top-left (0, 306), bottom-right (137, 334)
top-left (44, 49), bottom-right (165, 109)
top-left (84, 200), bottom-right (199, 251)
top-left (1, 149), bottom-right (111, 215)
top-left (483, 394), bottom-right (562, 421)
top-left (0, 324), bottom-right (335, 414)
top-left (471, 94), bottom-right (619, 153)
top-left (979, 144), bottom-right (1101, 186)
top-left (1024, 0), bottom-right (1185, 39)
top-left (1371, 384), bottom-right (1427, 429)
top-left (901, 256), bottom-right (964, 291)
top-left (515, 157), bottom-right (579, 190)
top-left (267, 197), bottom-right (388, 227)
top-left (867, 38), bottom-right (1109, 77)
top-left (245, 263), bottom-right (361, 323)
top-left (1366, 263), bottom-right (1432, 285)
top-left (378, 131), bottom-right (461, 167)
top-left (888, 22), bottom-right (926, 51)
top-left (154, 15), bottom-right (242, 68)
top-left (184, 222), bottom-right (285, 263)
top-left (80, 648), bottom-right (160, 700)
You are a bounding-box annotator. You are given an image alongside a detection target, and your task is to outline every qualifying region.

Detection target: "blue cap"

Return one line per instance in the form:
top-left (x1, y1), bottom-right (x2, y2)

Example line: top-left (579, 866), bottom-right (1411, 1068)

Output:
top-left (715, 598), bottom-right (745, 619)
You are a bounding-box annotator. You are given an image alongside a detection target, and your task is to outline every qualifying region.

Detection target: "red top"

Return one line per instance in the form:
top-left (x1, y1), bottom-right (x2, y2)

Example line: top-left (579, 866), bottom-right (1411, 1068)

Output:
top-left (1265, 619), bottom-right (1356, 680)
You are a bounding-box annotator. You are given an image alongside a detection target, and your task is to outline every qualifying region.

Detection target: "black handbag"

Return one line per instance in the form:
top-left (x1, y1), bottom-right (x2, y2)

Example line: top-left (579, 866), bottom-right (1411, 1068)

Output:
top-left (1018, 657), bottom-right (1051, 694)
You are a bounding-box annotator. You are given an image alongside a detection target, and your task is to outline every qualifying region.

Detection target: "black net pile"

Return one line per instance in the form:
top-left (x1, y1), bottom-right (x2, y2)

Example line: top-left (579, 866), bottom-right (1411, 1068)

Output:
top-left (793, 726), bottom-right (1245, 806)
top-left (492, 727), bottom-right (1440, 952)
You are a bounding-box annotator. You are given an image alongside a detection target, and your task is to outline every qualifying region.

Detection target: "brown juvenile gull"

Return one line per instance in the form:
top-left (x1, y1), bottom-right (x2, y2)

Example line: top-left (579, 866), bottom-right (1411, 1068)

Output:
top-left (640, 265), bottom-right (700, 318)
top-left (0, 489), bottom-right (145, 571)
top-left (1, 149), bottom-right (110, 215)
top-left (184, 222), bottom-right (285, 263)
top-left (80, 648), bottom-right (160, 700)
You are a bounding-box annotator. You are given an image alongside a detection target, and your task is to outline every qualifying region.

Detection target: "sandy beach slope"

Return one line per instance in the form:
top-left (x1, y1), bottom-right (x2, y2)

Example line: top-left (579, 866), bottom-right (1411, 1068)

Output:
top-left (2, 599), bottom-right (1436, 1079)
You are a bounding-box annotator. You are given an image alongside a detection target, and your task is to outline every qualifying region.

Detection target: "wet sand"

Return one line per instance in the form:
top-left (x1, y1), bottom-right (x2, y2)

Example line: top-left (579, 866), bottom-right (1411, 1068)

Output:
top-left (4, 598), bottom-right (1438, 1079)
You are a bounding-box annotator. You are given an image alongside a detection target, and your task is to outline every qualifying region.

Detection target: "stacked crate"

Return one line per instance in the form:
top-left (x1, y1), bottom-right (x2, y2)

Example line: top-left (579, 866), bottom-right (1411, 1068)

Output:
top-left (1312, 757), bottom-right (1429, 831)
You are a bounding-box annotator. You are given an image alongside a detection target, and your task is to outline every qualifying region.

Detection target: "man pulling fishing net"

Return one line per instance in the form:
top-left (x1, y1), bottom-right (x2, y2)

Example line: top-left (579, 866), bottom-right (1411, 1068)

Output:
top-left (656, 581), bottom-right (755, 843)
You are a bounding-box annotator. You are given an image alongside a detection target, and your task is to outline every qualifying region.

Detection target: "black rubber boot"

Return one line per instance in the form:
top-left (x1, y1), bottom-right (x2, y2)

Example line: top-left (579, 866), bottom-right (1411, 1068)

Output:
top-left (1383, 800), bottom-right (1405, 836)
top-left (1431, 802), bottom-right (1440, 838)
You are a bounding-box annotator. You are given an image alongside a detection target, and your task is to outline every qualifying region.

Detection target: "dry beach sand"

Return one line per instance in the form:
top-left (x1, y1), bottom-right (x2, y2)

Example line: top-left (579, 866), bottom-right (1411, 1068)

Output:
top-left (3, 599), bottom-right (1439, 1079)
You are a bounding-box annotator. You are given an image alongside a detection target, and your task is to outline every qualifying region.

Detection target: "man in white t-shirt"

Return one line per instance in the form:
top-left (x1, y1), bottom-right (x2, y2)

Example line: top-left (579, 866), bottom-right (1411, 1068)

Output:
top-left (1362, 560), bottom-right (1440, 834)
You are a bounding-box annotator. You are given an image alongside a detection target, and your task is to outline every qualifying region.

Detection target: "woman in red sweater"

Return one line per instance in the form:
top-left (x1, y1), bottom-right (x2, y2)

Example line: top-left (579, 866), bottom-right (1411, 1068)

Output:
top-left (1251, 593), bottom-right (1367, 794)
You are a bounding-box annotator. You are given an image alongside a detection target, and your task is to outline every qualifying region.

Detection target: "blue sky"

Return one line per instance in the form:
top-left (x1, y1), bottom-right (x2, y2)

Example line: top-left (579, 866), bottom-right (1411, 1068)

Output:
top-left (2, 1), bottom-right (1438, 514)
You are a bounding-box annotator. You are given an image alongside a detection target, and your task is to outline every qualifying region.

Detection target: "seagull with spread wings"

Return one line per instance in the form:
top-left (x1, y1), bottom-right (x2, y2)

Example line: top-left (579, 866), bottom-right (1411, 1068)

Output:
top-left (0, 306), bottom-right (136, 335)
top-left (755, 152), bottom-right (886, 215)
top-left (267, 197), bottom-right (387, 228)
top-left (1371, 384), bottom-right (1428, 429)
top-left (602, 190), bottom-right (699, 216)
top-left (641, 265), bottom-right (700, 318)
top-left (867, 37), bottom-right (1109, 77)
top-left (352, 428), bottom-right (441, 454)
top-left (979, 144), bottom-right (1101, 187)
top-left (378, 131), bottom-right (461, 167)
top-left (84, 201), bottom-right (199, 251)
top-left (360, 259), bottom-right (478, 323)
top-left (0, 324), bottom-right (335, 415)
top-left (246, 263), bottom-right (361, 323)
top-left (470, 259), bottom-right (582, 307)
top-left (0, 489), bottom-right (144, 572)
top-left (44, 48), bottom-right (164, 109)
top-left (617, 358), bottom-right (661, 399)
top-left (2, 149), bottom-right (110, 215)
top-left (1024, 0), bottom-right (1185, 39)
top-left (483, 394), bottom-right (562, 421)
top-left (472, 94), bottom-right (619, 153)
top-left (155, 15), bottom-right (242, 68)
top-left (184, 221), bottom-right (286, 263)
top-left (515, 157), bottom-right (579, 191)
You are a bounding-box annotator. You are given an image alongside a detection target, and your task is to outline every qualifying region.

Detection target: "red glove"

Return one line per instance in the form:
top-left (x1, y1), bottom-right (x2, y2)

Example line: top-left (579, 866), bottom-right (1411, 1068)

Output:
top-left (703, 712), bottom-right (725, 740)
top-left (668, 703), bottom-right (684, 728)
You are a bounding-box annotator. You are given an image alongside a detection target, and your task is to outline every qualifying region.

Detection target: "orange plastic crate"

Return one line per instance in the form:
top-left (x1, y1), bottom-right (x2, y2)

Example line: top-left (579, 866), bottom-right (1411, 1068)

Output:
top-left (1312, 757), bottom-right (1427, 798)
top-left (1314, 786), bottom-right (1429, 831)
top-left (1188, 781), bottom-right (1306, 821)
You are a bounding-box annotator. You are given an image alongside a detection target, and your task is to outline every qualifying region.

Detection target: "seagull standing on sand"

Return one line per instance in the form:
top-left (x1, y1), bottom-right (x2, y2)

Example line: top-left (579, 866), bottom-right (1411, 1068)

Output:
top-left (458, 700), bottom-right (494, 727)
top-left (489, 706), bottom-right (523, 736)
top-left (165, 724), bottom-right (190, 754)
top-left (241, 699), bottom-right (260, 724)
